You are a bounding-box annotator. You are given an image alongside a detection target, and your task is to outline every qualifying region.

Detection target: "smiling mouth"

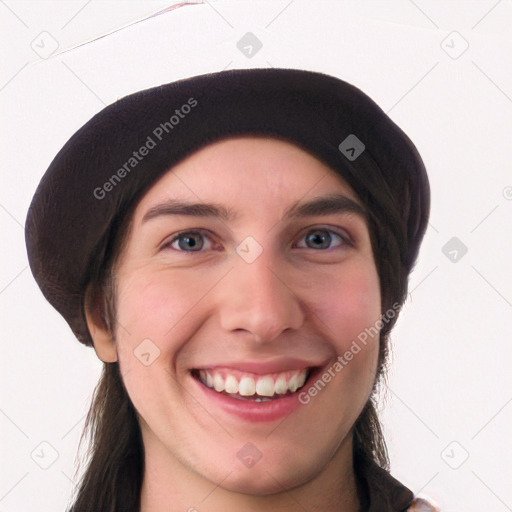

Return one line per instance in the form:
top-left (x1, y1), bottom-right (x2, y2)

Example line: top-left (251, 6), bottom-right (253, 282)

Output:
top-left (190, 367), bottom-right (313, 402)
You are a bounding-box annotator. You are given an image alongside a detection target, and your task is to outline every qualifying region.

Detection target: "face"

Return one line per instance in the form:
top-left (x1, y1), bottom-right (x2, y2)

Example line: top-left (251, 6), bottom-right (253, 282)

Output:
top-left (104, 137), bottom-right (381, 496)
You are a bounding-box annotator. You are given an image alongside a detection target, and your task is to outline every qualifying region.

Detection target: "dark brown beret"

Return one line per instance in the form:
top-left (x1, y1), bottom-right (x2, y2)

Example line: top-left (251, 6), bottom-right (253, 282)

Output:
top-left (25, 68), bottom-right (430, 346)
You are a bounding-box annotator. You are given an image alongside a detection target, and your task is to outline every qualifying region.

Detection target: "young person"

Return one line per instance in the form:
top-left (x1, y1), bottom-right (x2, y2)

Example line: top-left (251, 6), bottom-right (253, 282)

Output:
top-left (26, 68), bottom-right (438, 511)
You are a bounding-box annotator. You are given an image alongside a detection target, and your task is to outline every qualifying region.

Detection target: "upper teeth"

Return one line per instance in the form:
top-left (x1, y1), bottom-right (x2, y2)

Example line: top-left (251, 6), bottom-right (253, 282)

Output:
top-left (198, 368), bottom-right (308, 397)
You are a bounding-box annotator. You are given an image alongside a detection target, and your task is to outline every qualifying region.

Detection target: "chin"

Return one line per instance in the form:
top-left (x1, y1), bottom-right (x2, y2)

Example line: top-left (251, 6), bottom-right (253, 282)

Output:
top-left (220, 466), bottom-right (307, 496)
top-left (204, 449), bottom-right (322, 497)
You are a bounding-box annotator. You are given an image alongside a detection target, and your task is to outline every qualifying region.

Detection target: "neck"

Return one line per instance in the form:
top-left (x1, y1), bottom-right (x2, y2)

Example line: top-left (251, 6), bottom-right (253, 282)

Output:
top-left (139, 430), bottom-right (360, 512)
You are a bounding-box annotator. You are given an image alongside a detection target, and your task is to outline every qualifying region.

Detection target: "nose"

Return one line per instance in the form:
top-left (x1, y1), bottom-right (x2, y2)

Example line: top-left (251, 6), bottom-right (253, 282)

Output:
top-left (218, 254), bottom-right (304, 343)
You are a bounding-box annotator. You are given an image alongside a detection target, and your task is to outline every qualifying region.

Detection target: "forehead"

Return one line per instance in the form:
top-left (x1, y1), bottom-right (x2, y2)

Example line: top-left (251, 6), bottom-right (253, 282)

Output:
top-left (133, 136), bottom-right (361, 222)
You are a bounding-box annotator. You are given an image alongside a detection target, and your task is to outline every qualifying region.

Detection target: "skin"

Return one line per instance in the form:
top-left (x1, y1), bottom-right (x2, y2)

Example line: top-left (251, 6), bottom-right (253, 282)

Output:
top-left (86, 137), bottom-right (382, 511)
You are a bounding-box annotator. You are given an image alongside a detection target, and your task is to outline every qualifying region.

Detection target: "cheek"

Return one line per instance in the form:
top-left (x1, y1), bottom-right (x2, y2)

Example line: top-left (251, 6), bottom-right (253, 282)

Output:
top-left (114, 268), bottom-right (217, 344)
top-left (112, 272), bottom-right (200, 421)
top-left (310, 261), bottom-right (381, 350)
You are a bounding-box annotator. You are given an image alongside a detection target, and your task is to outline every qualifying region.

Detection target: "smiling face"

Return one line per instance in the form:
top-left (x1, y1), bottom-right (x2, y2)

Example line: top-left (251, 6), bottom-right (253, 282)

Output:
top-left (88, 137), bottom-right (382, 506)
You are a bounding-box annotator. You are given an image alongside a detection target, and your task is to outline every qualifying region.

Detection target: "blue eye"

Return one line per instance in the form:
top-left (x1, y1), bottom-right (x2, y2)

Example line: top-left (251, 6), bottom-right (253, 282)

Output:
top-left (165, 231), bottom-right (213, 252)
top-left (162, 228), bottom-right (349, 253)
top-left (296, 229), bottom-right (348, 250)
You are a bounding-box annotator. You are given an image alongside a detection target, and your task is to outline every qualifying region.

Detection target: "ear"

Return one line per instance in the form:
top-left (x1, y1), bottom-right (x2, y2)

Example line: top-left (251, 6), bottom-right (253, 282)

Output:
top-left (84, 285), bottom-right (118, 363)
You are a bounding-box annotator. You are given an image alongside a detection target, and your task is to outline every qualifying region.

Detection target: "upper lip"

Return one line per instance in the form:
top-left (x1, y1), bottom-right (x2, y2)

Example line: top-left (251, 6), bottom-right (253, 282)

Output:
top-left (192, 357), bottom-right (325, 375)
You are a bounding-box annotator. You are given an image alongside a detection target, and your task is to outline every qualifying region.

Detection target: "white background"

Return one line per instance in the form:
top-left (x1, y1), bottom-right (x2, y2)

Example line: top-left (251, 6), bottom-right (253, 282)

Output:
top-left (1, 1), bottom-right (511, 511)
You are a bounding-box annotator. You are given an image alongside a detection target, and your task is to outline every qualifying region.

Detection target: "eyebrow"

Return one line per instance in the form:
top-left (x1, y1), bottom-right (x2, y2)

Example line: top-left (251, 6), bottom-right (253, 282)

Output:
top-left (141, 194), bottom-right (366, 224)
top-left (142, 201), bottom-right (234, 223)
top-left (286, 194), bottom-right (366, 220)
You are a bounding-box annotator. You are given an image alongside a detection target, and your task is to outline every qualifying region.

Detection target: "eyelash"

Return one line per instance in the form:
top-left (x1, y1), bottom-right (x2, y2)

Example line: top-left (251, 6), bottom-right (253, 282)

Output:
top-left (160, 227), bottom-right (353, 253)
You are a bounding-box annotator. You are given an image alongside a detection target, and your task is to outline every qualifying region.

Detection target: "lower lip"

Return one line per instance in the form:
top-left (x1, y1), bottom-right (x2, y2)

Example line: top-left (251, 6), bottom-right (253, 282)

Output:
top-left (191, 372), bottom-right (314, 423)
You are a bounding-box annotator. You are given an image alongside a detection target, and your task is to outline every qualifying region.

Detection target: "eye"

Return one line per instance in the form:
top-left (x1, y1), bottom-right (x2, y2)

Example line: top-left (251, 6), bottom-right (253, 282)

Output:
top-left (294, 228), bottom-right (350, 250)
top-left (162, 230), bottom-right (215, 252)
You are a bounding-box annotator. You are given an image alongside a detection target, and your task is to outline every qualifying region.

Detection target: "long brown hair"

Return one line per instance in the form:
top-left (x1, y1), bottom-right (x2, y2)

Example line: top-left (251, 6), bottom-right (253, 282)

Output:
top-left (70, 364), bottom-right (143, 512)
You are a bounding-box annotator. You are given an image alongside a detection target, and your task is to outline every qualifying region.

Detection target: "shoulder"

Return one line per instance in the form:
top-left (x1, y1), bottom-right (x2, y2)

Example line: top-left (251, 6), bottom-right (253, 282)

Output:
top-left (405, 496), bottom-right (440, 511)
